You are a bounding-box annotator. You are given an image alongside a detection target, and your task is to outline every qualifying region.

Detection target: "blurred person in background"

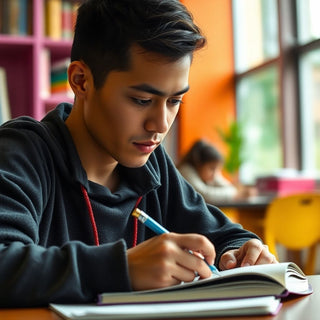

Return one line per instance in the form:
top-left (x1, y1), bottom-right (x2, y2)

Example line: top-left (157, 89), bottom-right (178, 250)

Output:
top-left (178, 139), bottom-right (238, 203)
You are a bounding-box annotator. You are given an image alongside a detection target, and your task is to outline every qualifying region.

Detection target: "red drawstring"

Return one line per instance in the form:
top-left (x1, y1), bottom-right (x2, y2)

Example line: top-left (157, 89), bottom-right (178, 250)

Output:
top-left (81, 185), bottom-right (100, 246)
top-left (80, 184), bottom-right (143, 247)
top-left (132, 196), bottom-right (143, 247)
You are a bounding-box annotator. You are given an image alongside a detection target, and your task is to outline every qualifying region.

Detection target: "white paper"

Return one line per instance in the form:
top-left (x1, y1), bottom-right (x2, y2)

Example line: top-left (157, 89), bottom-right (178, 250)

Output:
top-left (50, 296), bottom-right (281, 319)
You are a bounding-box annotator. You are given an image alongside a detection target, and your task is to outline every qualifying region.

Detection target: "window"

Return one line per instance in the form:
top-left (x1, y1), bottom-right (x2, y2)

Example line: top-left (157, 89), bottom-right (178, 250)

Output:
top-left (232, 0), bottom-right (320, 184)
top-left (233, 0), bottom-right (278, 72)
top-left (296, 0), bottom-right (320, 44)
top-left (300, 49), bottom-right (320, 172)
top-left (237, 66), bottom-right (281, 182)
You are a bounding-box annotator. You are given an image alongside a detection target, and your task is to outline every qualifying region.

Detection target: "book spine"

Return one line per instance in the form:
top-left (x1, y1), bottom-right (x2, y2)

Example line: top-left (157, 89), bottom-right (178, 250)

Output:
top-left (46, 0), bottom-right (62, 39)
top-left (8, 0), bottom-right (19, 35)
top-left (18, 0), bottom-right (28, 35)
top-left (0, 0), bottom-right (3, 33)
top-left (0, 67), bottom-right (11, 124)
top-left (40, 49), bottom-right (51, 99)
top-left (51, 58), bottom-right (70, 71)
top-left (2, 0), bottom-right (10, 34)
top-left (27, 0), bottom-right (33, 35)
top-left (61, 0), bottom-right (72, 39)
top-left (50, 58), bottom-right (72, 96)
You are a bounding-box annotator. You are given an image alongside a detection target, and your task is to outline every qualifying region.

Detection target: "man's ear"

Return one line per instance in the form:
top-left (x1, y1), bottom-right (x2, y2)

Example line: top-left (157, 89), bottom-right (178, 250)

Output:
top-left (68, 61), bottom-right (90, 98)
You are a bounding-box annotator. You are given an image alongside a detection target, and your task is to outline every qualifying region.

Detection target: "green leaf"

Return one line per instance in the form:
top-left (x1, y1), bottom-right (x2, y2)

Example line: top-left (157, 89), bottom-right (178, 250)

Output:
top-left (216, 121), bottom-right (244, 174)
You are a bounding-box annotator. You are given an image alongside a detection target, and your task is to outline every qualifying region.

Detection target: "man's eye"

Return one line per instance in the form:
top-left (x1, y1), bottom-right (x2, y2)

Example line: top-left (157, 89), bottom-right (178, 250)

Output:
top-left (168, 98), bottom-right (183, 106)
top-left (131, 98), bottom-right (151, 106)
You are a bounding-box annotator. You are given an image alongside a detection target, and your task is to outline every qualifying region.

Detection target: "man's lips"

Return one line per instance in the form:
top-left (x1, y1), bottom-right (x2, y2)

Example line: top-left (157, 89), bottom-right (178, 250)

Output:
top-left (133, 141), bottom-right (160, 153)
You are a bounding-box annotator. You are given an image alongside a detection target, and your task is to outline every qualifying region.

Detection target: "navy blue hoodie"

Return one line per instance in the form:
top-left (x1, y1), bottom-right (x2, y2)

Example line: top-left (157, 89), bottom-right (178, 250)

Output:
top-left (0, 103), bottom-right (258, 307)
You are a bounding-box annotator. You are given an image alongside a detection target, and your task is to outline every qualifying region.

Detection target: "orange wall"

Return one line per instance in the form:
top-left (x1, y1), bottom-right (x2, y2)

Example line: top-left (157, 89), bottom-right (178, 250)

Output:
top-left (179, 0), bottom-right (236, 160)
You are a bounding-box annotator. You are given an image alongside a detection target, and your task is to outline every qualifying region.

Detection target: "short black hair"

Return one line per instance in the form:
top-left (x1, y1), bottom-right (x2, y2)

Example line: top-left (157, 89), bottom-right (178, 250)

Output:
top-left (178, 140), bottom-right (223, 169)
top-left (71, 0), bottom-right (206, 88)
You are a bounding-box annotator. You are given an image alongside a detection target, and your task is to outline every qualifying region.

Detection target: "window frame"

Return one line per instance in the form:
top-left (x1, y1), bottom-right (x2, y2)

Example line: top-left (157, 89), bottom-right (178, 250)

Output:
top-left (232, 0), bottom-right (320, 179)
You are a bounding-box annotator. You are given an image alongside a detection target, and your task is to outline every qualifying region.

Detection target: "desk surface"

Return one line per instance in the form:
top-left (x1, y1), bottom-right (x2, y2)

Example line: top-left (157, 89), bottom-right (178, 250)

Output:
top-left (1, 275), bottom-right (319, 320)
top-left (214, 195), bottom-right (273, 209)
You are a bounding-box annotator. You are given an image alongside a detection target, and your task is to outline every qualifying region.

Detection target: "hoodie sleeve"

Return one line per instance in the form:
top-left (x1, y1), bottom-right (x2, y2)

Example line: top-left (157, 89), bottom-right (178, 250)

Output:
top-left (0, 240), bottom-right (131, 307)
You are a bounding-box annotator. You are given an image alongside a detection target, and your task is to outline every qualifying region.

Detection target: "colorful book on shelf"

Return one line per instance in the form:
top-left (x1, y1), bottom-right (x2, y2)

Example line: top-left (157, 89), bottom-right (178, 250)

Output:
top-left (1, 0), bottom-right (12, 34)
top-left (0, 0), bottom-right (5, 34)
top-left (0, 67), bottom-right (11, 124)
top-left (45, 0), bottom-right (80, 40)
top-left (98, 262), bottom-right (312, 305)
top-left (1, 0), bottom-right (29, 35)
top-left (46, 0), bottom-right (62, 39)
top-left (18, 0), bottom-right (28, 35)
top-left (8, 0), bottom-right (19, 35)
top-left (62, 0), bottom-right (73, 39)
top-left (50, 296), bottom-right (282, 319)
top-left (50, 58), bottom-right (73, 97)
top-left (40, 49), bottom-right (51, 99)
top-left (61, 0), bottom-right (79, 40)
top-left (51, 71), bottom-right (71, 95)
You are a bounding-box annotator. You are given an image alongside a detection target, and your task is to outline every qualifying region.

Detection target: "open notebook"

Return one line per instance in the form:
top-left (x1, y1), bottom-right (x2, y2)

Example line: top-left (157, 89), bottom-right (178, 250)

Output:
top-left (98, 262), bottom-right (312, 305)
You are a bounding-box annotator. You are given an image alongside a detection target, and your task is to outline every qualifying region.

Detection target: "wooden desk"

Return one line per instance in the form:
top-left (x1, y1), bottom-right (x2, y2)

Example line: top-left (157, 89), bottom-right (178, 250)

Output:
top-left (1, 275), bottom-right (319, 320)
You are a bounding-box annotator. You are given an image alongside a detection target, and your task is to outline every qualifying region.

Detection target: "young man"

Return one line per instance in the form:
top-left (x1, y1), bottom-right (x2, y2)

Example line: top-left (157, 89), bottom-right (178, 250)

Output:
top-left (0, 0), bottom-right (275, 307)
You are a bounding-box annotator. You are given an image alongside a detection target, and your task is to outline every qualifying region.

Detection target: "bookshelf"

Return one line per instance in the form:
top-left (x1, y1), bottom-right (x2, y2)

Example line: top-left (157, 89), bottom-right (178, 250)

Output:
top-left (0, 0), bottom-right (81, 120)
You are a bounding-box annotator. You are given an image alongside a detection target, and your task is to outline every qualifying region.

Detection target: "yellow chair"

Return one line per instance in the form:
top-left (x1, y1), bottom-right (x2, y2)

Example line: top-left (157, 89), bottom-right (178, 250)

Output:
top-left (264, 193), bottom-right (320, 275)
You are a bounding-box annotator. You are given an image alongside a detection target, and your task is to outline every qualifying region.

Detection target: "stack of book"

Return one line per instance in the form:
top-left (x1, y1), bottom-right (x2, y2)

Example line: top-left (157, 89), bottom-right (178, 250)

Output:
top-left (0, 0), bottom-right (31, 36)
top-left (256, 174), bottom-right (316, 196)
top-left (50, 58), bottom-right (73, 97)
top-left (45, 0), bottom-right (81, 40)
top-left (50, 262), bottom-right (313, 319)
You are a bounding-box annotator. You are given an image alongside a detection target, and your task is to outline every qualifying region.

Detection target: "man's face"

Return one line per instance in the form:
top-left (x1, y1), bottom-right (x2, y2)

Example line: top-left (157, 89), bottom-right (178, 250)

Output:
top-left (83, 47), bottom-right (191, 168)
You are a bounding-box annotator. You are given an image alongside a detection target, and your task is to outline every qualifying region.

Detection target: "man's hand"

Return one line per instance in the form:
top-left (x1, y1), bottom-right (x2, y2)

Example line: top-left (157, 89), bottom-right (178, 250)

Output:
top-left (219, 239), bottom-right (278, 270)
top-left (127, 233), bottom-right (215, 291)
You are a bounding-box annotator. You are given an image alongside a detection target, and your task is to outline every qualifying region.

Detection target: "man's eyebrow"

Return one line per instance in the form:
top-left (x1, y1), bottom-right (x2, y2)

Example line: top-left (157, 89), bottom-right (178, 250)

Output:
top-left (129, 84), bottom-right (190, 96)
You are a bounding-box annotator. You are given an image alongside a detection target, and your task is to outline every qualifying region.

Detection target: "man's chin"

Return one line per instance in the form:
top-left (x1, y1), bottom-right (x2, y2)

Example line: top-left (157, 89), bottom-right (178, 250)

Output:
top-left (120, 157), bottom-right (149, 168)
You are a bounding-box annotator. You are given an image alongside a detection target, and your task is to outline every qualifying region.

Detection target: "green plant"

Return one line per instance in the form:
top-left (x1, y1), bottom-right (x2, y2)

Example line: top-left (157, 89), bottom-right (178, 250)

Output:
top-left (217, 121), bottom-right (244, 175)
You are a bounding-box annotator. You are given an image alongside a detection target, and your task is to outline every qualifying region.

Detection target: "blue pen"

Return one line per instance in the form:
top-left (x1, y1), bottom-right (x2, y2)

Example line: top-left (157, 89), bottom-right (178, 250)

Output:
top-left (132, 208), bottom-right (220, 275)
